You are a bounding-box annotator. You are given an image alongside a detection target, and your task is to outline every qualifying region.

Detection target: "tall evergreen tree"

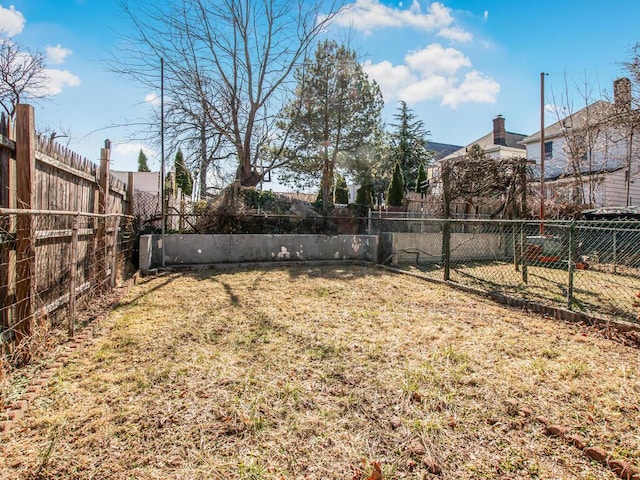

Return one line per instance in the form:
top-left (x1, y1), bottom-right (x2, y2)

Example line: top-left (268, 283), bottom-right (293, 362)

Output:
top-left (390, 101), bottom-right (432, 191)
top-left (415, 163), bottom-right (428, 194)
top-left (174, 148), bottom-right (193, 196)
top-left (387, 161), bottom-right (405, 207)
top-left (355, 180), bottom-right (374, 207)
top-left (333, 174), bottom-right (349, 204)
top-left (137, 149), bottom-right (150, 172)
top-left (276, 40), bottom-right (384, 214)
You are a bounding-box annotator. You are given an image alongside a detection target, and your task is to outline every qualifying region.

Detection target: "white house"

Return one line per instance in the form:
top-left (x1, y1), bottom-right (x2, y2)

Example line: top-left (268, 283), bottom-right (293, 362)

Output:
top-left (521, 78), bottom-right (640, 208)
top-left (427, 115), bottom-right (527, 196)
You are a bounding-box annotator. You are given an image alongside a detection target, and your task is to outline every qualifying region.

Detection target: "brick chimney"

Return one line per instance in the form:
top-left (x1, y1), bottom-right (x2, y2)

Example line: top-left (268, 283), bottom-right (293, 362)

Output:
top-left (614, 77), bottom-right (631, 111)
top-left (493, 114), bottom-right (506, 146)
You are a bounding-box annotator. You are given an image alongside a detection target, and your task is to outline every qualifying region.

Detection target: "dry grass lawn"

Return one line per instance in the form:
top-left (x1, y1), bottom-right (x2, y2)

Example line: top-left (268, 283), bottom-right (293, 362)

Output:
top-left (1, 265), bottom-right (639, 479)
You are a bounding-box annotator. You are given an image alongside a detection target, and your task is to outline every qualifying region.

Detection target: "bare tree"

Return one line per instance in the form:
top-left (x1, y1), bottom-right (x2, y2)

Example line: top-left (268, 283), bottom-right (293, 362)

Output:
top-left (0, 33), bottom-right (47, 118)
top-left (116, 0), bottom-right (343, 189)
top-left (549, 74), bottom-right (610, 206)
top-left (444, 145), bottom-right (528, 219)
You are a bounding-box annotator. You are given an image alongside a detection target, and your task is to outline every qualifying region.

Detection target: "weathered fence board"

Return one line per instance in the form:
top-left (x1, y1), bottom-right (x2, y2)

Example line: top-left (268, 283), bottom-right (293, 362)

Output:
top-left (0, 105), bottom-right (134, 358)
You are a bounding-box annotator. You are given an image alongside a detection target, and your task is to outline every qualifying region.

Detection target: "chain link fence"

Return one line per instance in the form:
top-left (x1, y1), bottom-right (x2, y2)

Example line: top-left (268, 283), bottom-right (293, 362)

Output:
top-left (373, 217), bottom-right (640, 325)
top-left (1, 210), bottom-right (136, 368)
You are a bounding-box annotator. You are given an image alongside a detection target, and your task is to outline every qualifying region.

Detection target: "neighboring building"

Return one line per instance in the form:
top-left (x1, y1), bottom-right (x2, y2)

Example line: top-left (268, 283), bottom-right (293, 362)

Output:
top-left (111, 171), bottom-right (163, 229)
top-left (111, 171), bottom-right (161, 193)
top-left (521, 78), bottom-right (640, 208)
top-left (427, 141), bottom-right (462, 161)
top-left (427, 115), bottom-right (527, 195)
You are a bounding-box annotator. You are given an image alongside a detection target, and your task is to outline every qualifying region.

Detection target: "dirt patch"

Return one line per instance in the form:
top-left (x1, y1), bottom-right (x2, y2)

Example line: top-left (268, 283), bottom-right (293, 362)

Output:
top-left (0, 266), bottom-right (638, 479)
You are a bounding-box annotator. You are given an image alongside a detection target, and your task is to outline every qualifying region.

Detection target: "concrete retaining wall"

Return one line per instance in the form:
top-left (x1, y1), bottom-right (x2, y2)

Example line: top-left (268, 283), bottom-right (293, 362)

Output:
top-left (381, 232), bottom-right (510, 265)
top-left (140, 234), bottom-right (379, 273)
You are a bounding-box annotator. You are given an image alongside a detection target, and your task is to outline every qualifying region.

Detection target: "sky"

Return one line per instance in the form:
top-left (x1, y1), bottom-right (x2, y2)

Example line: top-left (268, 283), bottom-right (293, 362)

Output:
top-left (2, 0), bottom-right (640, 190)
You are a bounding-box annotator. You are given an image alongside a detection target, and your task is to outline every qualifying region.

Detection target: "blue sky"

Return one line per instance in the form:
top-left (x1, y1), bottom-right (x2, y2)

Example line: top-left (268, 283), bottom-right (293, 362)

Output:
top-left (2, 0), bottom-right (640, 187)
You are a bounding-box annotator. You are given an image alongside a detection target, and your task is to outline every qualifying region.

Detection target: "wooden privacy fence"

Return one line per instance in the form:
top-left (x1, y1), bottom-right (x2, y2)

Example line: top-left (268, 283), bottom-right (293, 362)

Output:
top-left (0, 105), bottom-right (136, 362)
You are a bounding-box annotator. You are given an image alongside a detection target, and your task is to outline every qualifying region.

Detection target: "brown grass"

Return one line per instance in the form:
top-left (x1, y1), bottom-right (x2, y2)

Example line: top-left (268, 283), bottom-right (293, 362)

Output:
top-left (1, 265), bottom-right (639, 479)
top-left (408, 260), bottom-right (640, 323)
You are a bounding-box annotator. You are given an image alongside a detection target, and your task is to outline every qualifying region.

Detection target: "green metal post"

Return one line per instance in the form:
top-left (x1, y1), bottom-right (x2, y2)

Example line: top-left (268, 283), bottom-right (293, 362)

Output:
top-left (521, 223), bottom-right (528, 284)
top-left (567, 222), bottom-right (575, 310)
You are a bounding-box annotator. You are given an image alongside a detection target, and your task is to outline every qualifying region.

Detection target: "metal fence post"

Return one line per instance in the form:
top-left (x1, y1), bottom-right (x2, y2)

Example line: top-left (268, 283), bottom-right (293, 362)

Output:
top-left (442, 163), bottom-right (451, 281)
top-left (111, 216), bottom-right (120, 288)
top-left (513, 224), bottom-right (518, 271)
top-left (612, 230), bottom-right (618, 274)
top-left (567, 221), bottom-right (575, 310)
top-left (443, 219), bottom-right (451, 281)
top-left (520, 222), bottom-right (527, 284)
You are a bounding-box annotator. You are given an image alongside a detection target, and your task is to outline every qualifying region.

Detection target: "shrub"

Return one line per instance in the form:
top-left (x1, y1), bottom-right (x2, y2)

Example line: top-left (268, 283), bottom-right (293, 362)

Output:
top-left (387, 161), bottom-right (405, 207)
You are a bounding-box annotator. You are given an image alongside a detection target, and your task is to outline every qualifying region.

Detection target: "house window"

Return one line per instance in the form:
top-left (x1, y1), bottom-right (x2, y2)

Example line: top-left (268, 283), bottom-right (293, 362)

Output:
top-left (544, 141), bottom-right (553, 160)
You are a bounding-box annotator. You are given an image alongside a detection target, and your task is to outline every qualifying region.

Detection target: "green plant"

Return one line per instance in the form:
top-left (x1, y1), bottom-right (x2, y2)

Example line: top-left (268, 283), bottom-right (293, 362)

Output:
top-left (242, 188), bottom-right (275, 209)
top-left (333, 174), bottom-right (349, 204)
top-left (415, 162), bottom-right (428, 193)
top-left (386, 161), bottom-right (404, 206)
top-left (356, 181), bottom-right (374, 206)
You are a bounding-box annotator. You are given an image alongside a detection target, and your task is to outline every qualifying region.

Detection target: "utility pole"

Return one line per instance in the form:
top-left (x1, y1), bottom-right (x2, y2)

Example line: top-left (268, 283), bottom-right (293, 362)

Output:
top-left (160, 57), bottom-right (165, 267)
top-left (540, 72), bottom-right (547, 234)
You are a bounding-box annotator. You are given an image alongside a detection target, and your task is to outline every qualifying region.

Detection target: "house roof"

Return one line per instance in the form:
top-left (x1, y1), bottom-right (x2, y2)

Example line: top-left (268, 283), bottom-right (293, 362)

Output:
top-left (440, 130), bottom-right (527, 162)
top-left (426, 141), bottom-right (462, 160)
top-left (540, 162), bottom-right (625, 182)
top-left (521, 100), bottom-right (614, 144)
top-left (581, 206), bottom-right (640, 220)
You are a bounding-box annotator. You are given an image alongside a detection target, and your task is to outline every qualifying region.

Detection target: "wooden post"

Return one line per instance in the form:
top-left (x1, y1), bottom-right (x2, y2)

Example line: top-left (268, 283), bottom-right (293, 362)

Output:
top-left (68, 214), bottom-right (79, 337)
top-left (96, 140), bottom-right (110, 290)
top-left (111, 215), bottom-right (120, 288)
top-left (0, 115), bottom-right (14, 338)
top-left (127, 172), bottom-right (135, 217)
top-left (14, 104), bottom-right (36, 346)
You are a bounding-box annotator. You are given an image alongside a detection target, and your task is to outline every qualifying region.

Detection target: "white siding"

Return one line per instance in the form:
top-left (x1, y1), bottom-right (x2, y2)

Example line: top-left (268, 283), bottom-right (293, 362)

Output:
top-left (111, 171), bottom-right (161, 193)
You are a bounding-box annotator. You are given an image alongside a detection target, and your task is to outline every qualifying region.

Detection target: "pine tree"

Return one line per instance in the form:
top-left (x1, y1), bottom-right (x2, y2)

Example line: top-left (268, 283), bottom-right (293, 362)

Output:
top-left (355, 181), bottom-right (374, 207)
top-left (334, 174), bottom-right (349, 204)
top-left (387, 161), bottom-right (405, 207)
top-left (137, 149), bottom-right (150, 172)
top-left (174, 148), bottom-right (193, 196)
top-left (415, 163), bottom-right (428, 194)
top-left (277, 40), bottom-right (383, 214)
top-left (390, 101), bottom-right (431, 191)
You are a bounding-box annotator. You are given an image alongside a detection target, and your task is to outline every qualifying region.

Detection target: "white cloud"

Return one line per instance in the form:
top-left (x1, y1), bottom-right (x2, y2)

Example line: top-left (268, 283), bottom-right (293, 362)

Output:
top-left (400, 75), bottom-right (451, 102)
top-left (436, 26), bottom-right (472, 43)
top-left (484, 10), bottom-right (489, 21)
top-left (441, 70), bottom-right (500, 108)
top-left (328, 0), bottom-right (456, 34)
top-left (145, 92), bottom-right (161, 107)
top-left (8, 49), bottom-right (79, 97)
top-left (0, 4), bottom-right (25, 36)
top-left (363, 43), bottom-right (499, 108)
top-left (545, 103), bottom-right (566, 116)
top-left (46, 44), bottom-right (72, 64)
top-left (36, 69), bottom-right (81, 96)
top-left (363, 60), bottom-right (416, 97)
top-left (405, 43), bottom-right (471, 76)
top-left (113, 141), bottom-right (157, 160)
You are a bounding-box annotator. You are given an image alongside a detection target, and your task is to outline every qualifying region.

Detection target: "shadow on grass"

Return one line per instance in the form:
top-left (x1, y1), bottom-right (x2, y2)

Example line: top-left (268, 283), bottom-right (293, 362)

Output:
top-left (451, 262), bottom-right (638, 323)
top-left (117, 274), bottom-right (178, 308)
